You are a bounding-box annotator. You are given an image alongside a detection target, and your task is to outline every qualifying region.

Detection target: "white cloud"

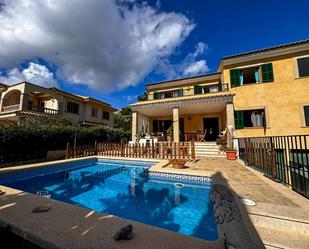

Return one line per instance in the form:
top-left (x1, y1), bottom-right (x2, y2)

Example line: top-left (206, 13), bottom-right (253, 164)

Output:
top-left (183, 60), bottom-right (209, 76)
top-left (156, 41), bottom-right (210, 78)
top-left (0, 0), bottom-right (194, 92)
top-left (192, 42), bottom-right (208, 57)
top-left (0, 62), bottom-right (56, 87)
top-left (123, 95), bottom-right (137, 101)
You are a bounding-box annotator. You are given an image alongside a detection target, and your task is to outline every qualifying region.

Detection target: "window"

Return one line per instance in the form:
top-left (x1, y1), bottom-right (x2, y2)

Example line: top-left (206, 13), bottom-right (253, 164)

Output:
top-left (304, 106), bottom-right (309, 126)
top-left (297, 57), bottom-right (309, 77)
top-left (234, 109), bottom-right (265, 129)
top-left (103, 111), bottom-right (110, 120)
top-left (242, 67), bottom-right (259, 84)
top-left (230, 63), bottom-right (273, 88)
top-left (234, 111), bottom-right (244, 129)
top-left (152, 120), bottom-right (173, 133)
top-left (261, 63), bottom-right (274, 82)
top-left (91, 107), bottom-right (98, 117)
top-left (67, 101), bottom-right (79, 114)
top-left (194, 85), bottom-right (219, 94)
top-left (153, 89), bottom-right (183, 99)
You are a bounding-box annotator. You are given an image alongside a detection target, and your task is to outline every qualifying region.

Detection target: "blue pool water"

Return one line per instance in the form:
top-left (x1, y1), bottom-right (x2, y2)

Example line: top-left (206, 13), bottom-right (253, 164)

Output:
top-left (0, 159), bottom-right (218, 240)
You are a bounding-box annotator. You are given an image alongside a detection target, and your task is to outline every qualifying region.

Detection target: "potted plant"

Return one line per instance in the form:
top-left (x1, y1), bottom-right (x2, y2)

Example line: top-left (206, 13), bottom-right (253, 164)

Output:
top-left (140, 120), bottom-right (148, 139)
top-left (166, 126), bottom-right (173, 142)
top-left (170, 159), bottom-right (187, 169)
top-left (225, 146), bottom-right (237, 160)
top-left (224, 126), bottom-right (237, 160)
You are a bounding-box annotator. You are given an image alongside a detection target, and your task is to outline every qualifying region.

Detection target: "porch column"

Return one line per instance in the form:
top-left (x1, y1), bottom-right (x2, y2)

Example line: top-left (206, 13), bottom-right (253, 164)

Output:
top-left (132, 111), bottom-right (138, 142)
top-left (226, 103), bottom-right (235, 149)
top-left (173, 107), bottom-right (180, 143)
top-left (0, 94), bottom-right (3, 112)
top-left (226, 103), bottom-right (235, 128)
top-left (19, 93), bottom-right (29, 111)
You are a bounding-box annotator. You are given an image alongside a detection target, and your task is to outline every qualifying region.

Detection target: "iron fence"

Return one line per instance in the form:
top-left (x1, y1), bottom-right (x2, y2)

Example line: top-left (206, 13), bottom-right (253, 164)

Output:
top-left (238, 135), bottom-right (309, 198)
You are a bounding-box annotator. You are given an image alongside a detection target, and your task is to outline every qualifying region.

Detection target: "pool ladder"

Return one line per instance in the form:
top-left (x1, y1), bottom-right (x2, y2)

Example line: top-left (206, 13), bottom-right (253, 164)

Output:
top-left (36, 190), bottom-right (51, 198)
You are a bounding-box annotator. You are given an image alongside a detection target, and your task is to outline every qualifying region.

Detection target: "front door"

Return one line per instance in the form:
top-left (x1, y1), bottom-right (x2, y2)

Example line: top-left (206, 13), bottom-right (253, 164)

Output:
top-left (203, 118), bottom-right (219, 141)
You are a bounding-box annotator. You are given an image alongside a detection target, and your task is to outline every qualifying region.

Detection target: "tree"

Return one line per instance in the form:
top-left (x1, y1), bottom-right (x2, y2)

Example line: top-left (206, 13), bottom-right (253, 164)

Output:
top-left (113, 107), bottom-right (132, 132)
top-left (18, 115), bottom-right (73, 128)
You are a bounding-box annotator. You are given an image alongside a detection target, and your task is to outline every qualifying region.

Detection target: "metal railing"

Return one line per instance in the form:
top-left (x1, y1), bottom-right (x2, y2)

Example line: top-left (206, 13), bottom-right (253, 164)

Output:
top-left (66, 141), bottom-right (196, 160)
top-left (138, 83), bottom-right (230, 101)
top-left (238, 135), bottom-right (309, 198)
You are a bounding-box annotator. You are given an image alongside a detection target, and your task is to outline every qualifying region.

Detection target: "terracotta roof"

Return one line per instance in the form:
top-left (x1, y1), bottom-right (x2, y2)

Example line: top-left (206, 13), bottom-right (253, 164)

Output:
top-left (49, 87), bottom-right (117, 111)
top-left (0, 83), bottom-right (8, 90)
top-left (222, 39), bottom-right (309, 60)
top-left (129, 91), bottom-right (234, 107)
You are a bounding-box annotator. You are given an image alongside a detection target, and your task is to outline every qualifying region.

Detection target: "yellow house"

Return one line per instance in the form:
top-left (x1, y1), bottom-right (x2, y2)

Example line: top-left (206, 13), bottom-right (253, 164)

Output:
top-left (0, 82), bottom-right (117, 127)
top-left (130, 39), bottom-right (309, 146)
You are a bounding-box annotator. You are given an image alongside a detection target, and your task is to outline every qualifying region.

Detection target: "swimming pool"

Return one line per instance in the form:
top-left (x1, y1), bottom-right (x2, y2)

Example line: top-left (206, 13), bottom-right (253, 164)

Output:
top-left (0, 159), bottom-right (218, 240)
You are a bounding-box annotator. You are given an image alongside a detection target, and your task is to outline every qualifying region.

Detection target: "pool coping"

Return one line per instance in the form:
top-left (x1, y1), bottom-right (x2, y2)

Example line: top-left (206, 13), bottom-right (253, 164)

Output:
top-left (0, 157), bottom-right (223, 249)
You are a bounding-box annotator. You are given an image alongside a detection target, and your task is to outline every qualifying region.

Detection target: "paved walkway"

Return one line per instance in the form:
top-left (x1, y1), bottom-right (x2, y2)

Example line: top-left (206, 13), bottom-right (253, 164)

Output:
top-left (150, 157), bottom-right (309, 249)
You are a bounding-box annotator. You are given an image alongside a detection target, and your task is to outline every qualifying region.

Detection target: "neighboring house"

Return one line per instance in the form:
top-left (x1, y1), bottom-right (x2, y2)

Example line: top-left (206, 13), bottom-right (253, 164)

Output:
top-left (130, 39), bottom-right (309, 143)
top-left (0, 82), bottom-right (117, 127)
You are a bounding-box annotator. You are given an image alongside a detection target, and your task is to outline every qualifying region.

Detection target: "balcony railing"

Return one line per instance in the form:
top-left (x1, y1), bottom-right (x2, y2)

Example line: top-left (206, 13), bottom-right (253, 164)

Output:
top-left (138, 83), bottom-right (229, 101)
top-left (26, 105), bottom-right (59, 115)
top-left (1, 104), bottom-right (59, 115)
top-left (1, 104), bottom-right (20, 112)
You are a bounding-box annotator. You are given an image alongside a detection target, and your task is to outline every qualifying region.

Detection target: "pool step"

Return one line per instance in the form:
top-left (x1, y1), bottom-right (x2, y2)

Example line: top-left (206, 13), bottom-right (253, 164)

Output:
top-left (249, 211), bottom-right (309, 236)
top-left (256, 226), bottom-right (309, 249)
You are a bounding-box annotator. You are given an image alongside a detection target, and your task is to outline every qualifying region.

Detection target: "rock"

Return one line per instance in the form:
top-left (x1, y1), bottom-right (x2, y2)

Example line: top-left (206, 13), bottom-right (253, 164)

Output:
top-left (211, 184), bottom-right (253, 249)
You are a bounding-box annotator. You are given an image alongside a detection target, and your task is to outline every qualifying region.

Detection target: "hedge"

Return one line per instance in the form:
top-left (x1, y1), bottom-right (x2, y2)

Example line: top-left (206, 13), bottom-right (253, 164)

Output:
top-left (0, 125), bottom-right (130, 164)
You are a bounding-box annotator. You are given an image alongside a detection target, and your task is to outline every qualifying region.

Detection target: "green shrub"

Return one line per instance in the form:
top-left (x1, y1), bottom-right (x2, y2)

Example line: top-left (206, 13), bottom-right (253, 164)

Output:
top-left (0, 123), bottom-right (130, 163)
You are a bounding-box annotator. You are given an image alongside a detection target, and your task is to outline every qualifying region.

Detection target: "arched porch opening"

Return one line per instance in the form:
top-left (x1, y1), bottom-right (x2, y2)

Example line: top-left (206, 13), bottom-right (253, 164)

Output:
top-left (1, 90), bottom-right (21, 112)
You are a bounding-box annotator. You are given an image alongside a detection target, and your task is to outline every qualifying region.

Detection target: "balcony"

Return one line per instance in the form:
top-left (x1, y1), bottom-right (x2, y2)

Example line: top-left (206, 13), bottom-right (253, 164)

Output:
top-left (138, 83), bottom-right (229, 102)
top-left (26, 105), bottom-right (59, 115)
top-left (2, 104), bottom-right (20, 112)
top-left (0, 104), bottom-right (59, 115)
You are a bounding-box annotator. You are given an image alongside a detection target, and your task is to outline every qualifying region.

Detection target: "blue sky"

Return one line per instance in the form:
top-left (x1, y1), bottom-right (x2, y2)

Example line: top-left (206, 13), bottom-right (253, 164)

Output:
top-left (0, 0), bottom-right (308, 109)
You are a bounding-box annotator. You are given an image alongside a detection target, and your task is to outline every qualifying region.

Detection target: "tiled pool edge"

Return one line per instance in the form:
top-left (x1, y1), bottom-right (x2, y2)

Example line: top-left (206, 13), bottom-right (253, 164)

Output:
top-left (148, 171), bottom-right (212, 183)
top-left (0, 157), bottom-right (161, 184)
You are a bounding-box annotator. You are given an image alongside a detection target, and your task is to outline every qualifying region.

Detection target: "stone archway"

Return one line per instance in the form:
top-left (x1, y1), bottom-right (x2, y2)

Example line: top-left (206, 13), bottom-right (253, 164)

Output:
top-left (1, 89), bottom-right (22, 112)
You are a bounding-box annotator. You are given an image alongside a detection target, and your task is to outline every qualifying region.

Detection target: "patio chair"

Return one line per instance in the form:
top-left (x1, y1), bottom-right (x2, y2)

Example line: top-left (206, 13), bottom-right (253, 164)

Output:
top-left (198, 129), bottom-right (207, 142)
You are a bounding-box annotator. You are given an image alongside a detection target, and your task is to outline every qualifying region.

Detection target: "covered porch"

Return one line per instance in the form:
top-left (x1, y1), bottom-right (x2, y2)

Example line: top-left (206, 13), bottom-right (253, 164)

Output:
top-left (0, 86), bottom-right (61, 115)
top-left (130, 93), bottom-right (235, 143)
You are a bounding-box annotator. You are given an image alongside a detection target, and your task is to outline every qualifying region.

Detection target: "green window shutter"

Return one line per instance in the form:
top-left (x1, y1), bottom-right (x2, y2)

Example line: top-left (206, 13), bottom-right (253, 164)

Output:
top-left (178, 88), bottom-right (183, 96)
top-left (261, 63), bottom-right (274, 82)
top-left (153, 92), bottom-right (158, 99)
top-left (304, 106), bottom-right (309, 126)
top-left (234, 111), bottom-right (244, 129)
top-left (194, 85), bottom-right (203, 94)
top-left (230, 69), bottom-right (241, 88)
